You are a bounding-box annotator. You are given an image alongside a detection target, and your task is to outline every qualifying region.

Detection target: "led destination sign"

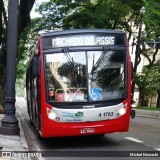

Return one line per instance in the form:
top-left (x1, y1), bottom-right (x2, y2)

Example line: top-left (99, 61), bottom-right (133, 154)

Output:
top-left (43, 33), bottom-right (125, 48)
top-left (52, 36), bottom-right (115, 47)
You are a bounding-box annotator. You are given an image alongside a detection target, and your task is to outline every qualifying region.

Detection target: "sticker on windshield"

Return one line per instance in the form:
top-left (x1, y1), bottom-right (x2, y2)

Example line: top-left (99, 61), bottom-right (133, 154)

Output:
top-left (89, 88), bottom-right (101, 101)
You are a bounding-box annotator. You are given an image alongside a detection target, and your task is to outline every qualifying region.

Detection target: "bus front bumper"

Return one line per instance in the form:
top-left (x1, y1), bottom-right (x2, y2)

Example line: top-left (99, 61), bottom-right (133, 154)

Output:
top-left (41, 115), bottom-right (130, 138)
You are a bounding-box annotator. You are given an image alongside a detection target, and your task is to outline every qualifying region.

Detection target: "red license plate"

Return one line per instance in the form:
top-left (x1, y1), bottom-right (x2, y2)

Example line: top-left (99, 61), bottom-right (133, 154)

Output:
top-left (80, 128), bottom-right (95, 134)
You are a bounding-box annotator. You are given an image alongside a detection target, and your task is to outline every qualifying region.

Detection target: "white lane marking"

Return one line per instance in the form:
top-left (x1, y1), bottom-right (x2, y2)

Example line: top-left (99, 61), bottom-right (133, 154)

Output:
top-left (125, 137), bottom-right (160, 151)
top-left (154, 147), bottom-right (160, 151)
top-left (125, 137), bottom-right (143, 143)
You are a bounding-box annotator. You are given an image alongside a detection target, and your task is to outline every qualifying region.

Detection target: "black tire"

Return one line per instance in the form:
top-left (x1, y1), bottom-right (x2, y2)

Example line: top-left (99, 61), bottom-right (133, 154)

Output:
top-left (131, 110), bottom-right (135, 118)
top-left (30, 119), bottom-right (33, 125)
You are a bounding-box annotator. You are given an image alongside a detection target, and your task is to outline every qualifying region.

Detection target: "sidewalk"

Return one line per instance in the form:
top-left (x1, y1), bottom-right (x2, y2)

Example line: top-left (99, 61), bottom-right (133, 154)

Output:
top-left (0, 113), bottom-right (30, 160)
top-left (136, 109), bottom-right (160, 120)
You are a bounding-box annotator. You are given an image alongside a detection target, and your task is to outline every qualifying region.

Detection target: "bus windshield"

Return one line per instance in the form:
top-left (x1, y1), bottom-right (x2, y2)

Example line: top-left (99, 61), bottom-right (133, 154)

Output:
top-left (44, 50), bottom-right (126, 102)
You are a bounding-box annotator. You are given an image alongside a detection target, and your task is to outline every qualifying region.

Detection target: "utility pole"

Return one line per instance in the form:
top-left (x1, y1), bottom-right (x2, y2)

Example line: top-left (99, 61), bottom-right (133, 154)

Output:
top-left (0, 0), bottom-right (20, 135)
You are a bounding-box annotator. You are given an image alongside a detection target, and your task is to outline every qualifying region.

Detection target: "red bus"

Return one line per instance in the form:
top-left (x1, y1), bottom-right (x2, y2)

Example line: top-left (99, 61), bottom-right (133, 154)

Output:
top-left (26, 29), bottom-right (131, 138)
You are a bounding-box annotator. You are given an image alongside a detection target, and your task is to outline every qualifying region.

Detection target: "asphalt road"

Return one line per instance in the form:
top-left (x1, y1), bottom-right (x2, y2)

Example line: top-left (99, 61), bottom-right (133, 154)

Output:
top-left (16, 97), bottom-right (160, 160)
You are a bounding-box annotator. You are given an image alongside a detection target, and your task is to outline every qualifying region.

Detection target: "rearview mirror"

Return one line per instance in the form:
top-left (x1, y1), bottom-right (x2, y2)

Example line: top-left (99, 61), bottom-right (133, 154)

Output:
top-left (32, 56), bottom-right (40, 77)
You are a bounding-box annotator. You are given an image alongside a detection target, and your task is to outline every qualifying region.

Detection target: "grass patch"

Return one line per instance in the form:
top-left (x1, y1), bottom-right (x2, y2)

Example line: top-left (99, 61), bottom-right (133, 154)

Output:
top-left (136, 106), bottom-right (160, 111)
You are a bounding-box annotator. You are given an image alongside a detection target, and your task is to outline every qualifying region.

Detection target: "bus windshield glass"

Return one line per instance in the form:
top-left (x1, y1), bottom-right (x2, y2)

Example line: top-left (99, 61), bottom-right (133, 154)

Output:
top-left (44, 50), bottom-right (126, 102)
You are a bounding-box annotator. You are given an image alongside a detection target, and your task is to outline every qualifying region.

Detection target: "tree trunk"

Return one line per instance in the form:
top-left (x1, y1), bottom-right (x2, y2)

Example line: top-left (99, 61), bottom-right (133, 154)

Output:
top-left (138, 87), bottom-right (145, 106)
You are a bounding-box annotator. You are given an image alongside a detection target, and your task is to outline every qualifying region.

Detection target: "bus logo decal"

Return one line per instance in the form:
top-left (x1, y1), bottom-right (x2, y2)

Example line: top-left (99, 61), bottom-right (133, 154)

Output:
top-left (75, 112), bottom-right (83, 118)
top-left (62, 112), bottom-right (84, 118)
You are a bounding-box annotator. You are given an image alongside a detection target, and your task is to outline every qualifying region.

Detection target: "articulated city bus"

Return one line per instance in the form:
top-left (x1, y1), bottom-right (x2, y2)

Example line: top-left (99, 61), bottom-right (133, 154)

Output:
top-left (26, 29), bottom-right (131, 138)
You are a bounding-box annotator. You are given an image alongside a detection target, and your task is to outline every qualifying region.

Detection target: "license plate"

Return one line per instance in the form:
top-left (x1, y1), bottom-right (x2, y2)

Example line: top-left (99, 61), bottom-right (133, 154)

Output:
top-left (80, 128), bottom-right (95, 134)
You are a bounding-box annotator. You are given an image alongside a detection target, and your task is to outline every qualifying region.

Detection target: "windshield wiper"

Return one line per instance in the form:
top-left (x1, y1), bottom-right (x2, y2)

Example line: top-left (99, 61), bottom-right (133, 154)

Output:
top-left (91, 46), bottom-right (110, 75)
top-left (62, 48), bottom-right (78, 87)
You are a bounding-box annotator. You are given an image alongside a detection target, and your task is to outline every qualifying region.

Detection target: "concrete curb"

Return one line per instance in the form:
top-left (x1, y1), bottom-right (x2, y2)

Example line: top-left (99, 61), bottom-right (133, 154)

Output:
top-left (136, 109), bottom-right (160, 120)
top-left (18, 112), bottom-right (29, 151)
top-left (18, 117), bottom-right (29, 151)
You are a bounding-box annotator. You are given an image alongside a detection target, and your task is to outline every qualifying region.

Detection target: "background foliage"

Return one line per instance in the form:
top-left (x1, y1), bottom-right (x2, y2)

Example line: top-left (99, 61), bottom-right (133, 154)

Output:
top-left (0, 0), bottom-right (160, 107)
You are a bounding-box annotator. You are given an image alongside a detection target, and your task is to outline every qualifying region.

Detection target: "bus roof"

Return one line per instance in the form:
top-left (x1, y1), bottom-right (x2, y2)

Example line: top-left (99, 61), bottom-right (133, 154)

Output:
top-left (41, 29), bottom-right (125, 38)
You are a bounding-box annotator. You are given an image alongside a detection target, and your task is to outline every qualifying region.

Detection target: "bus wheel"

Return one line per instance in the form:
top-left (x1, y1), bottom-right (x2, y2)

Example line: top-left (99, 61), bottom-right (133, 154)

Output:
top-left (30, 119), bottom-right (33, 125)
top-left (37, 131), bottom-right (44, 140)
top-left (131, 109), bottom-right (136, 118)
top-left (98, 134), bottom-right (105, 137)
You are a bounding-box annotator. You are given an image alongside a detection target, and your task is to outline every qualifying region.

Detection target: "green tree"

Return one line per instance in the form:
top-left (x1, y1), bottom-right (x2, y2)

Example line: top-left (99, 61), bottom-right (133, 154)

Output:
top-left (17, 0), bottom-right (160, 107)
top-left (34, 0), bottom-right (160, 56)
top-left (34, 0), bottom-right (144, 33)
top-left (134, 62), bottom-right (160, 106)
top-left (131, 0), bottom-right (160, 98)
top-left (33, 0), bottom-right (160, 95)
top-left (16, 75), bottom-right (26, 97)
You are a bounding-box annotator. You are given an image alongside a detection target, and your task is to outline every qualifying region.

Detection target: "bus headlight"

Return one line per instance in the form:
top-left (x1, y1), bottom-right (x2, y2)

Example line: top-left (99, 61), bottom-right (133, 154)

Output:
top-left (48, 112), bottom-right (56, 120)
top-left (47, 108), bottom-right (60, 121)
top-left (119, 104), bottom-right (127, 116)
top-left (119, 108), bottom-right (126, 115)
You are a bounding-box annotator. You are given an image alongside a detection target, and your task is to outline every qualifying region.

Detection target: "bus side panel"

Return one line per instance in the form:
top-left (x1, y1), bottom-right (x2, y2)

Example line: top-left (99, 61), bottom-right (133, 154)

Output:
top-left (126, 35), bottom-right (132, 117)
top-left (38, 35), bottom-right (49, 136)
